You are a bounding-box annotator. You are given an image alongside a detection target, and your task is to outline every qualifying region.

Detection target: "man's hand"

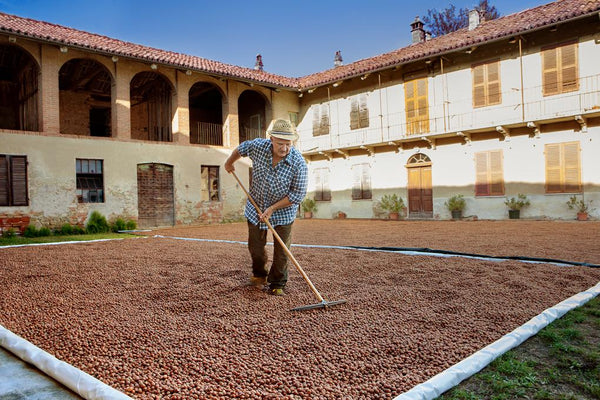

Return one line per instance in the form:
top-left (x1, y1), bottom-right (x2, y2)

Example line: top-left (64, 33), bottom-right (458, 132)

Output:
top-left (259, 206), bottom-right (274, 221)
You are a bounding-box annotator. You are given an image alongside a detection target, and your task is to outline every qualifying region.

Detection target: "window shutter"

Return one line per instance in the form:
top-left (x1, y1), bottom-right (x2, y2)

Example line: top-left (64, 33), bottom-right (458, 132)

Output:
top-left (416, 79), bottom-right (429, 133)
top-left (487, 61), bottom-right (501, 105)
top-left (359, 94), bottom-right (369, 128)
top-left (545, 143), bottom-right (562, 193)
top-left (320, 105), bottom-right (330, 136)
top-left (472, 64), bottom-right (486, 108)
top-left (560, 43), bottom-right (578, 92)
top-left (489, 150), bottom-right (504, 196)
top-left (361, 165), bottom-right (372, 199)
top-left (474, 152), bottom-right (489, 196)
top-left (312, 107), bottom-right (321, 136)
top-left (350, 97), bottom-right (359, 130)
top-left (404, 80), bottom-right (416, 135)
top-left (563, 142), bottom-right (581, 192)
top-left (542, 47), bottom-right (559, 96)
top-left (352, 165), bottom-right (362, 200)
top-left (0, 156), bottom-right (8, 206)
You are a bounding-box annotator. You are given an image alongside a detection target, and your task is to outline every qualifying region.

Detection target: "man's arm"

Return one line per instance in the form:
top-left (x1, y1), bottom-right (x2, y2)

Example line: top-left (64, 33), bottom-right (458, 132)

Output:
top-left (224, 148), bottom-right (241, 173)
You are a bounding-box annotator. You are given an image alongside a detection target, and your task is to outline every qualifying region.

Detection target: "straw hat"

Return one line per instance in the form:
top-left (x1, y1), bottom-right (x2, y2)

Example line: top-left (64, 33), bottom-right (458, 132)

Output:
top-left (266, 119), bottom-right (299, 141)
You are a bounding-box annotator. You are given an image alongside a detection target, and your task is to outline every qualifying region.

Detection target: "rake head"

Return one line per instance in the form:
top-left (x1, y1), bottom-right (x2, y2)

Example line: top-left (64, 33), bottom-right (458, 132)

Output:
top-left (290, 299), bottom-right (347, 312)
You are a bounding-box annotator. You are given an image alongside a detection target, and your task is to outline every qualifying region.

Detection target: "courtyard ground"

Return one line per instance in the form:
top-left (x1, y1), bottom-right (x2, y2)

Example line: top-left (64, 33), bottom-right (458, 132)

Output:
top-left (1, 220), bottom-right (599, 399)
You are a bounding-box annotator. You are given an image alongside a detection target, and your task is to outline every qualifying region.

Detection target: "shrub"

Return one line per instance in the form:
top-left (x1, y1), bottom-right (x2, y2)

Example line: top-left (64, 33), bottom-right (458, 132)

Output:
top-left (38, 227), bottom-right (51, 237)
top-left (2, 228), bottom-right (16, 238)
top-left (126, 220), bottom-right (137, 230)
top-left (378, 194), bottom-right (406, 213)
top-left (445, 194), bottom-right (466, 212)
top-left (504, 193), bottom-right (530, 211)
top-left (59, 223), bottom-right (74, 235)
top-left (111, 218), bottom-right (127, 232)
top-left (23, 225), bottom-right (39, 238)
top-left (73, 225), bottom-right (86, 235)
top-left (86, 211), bottom-right (110, 234)
top-left (301, 198), bottom-right (317, 213)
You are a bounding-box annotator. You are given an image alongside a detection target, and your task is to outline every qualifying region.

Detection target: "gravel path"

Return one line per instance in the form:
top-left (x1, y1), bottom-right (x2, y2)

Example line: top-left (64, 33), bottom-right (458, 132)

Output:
top-left (1, 220), bottom-right (599, 399)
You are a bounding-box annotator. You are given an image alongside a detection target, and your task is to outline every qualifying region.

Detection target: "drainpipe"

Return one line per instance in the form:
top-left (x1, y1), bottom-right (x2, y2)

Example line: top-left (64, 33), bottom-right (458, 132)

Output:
top-left (378, 73), bottom-right (384, 142)
top-left (441, 57), bottom-right (447, 131)
top-left (519, 37), bottom-right (525, 121)
top-left (327, 87), bottom-right (333, 149)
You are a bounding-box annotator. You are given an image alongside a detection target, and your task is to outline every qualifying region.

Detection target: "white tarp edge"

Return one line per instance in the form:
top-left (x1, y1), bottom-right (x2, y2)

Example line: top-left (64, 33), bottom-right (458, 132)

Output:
top-left (394, 281), bottom-right (600, 400)
top-left (0, 324), bottom-right (132, 400)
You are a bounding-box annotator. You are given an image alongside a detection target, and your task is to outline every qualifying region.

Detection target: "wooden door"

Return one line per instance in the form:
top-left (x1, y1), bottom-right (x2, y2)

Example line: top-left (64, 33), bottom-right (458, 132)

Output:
top-left (407, 154), bottom-right (433, 218)
top-left (137, 163), bottom-right (174, 228)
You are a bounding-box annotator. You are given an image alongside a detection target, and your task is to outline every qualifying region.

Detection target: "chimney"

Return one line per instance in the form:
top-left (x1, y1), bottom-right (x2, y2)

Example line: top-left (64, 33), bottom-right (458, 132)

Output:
top-left (334, 50), bottom-right (343, 67)
top-left (410, 16), bottom-right (426, 44)
top-left (468, 9), bottom-right (480, 30)
top-left (254, 54), bottom-right (263, 71)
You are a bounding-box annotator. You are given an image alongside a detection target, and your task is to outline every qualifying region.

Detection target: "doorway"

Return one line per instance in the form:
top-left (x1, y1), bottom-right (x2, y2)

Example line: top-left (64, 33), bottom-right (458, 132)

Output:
top-left (406, 153), bottom-right (433, 218)
top-left (137, 163), bottom-right (174, 228)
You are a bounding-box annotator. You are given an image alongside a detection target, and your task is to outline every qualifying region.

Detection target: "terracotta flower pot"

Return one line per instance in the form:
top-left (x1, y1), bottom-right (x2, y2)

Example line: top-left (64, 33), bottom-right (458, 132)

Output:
top-left (303, 211), bottom-right (313, 219)
top-left (389, 212), bottom-right (399, 220)
top-left (577, 212), bottom-right (588, 221)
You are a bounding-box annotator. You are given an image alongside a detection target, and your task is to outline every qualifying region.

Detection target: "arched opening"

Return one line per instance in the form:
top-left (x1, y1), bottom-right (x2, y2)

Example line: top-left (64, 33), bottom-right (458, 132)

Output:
top-left (0, 44), bottom-right (39, 131)
top-left (59, 58), bottom-right (112, 136)
top-left (238, 90), bottom-right (267, 142)
top-left (130, 72), bottom-right (173, 142)
top-left (406, 153), bottom-right (433, 218)
top-left (189, 82), bottom-right (223, 145)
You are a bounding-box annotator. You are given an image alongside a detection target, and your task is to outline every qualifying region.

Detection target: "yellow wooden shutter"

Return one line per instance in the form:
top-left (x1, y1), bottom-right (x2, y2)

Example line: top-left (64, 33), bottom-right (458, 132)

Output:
top-left (487, 61), bottom-right (501, 105)
top-left (405, 80), bottom-right (416, 134)
top-left (563, 141), bottom-right (581, 192)
top-left (489, 150), bottom-right (504, 195)
top-left (472, 64), bottom-right (486, 108)
top-left (560, 43), bottom-right (578, 93)
top-left (416, 79), bottom-right (429, 133)
top-left (542, 47), bottom-right (559, 96)
top-left (475, 152), bottom-right (489, 196)
top-left (545, 143), bottom-right (562, 193)
top-left (405, 78), bottom-right (429, 135)
top-left (320, 105), bottom-right (329, 136)
top-left (312, 107), bottom-right (321, 136)
top-left (359, 94), bottom-right (369, 128)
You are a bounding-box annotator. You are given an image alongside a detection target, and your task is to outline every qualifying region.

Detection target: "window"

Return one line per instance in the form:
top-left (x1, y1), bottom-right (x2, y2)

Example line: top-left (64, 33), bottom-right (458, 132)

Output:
top-left (312, 104), bottom-right (329, 136)
top-left (314, 168), bottom-right (331, 201)
top-left (545, 141), bottom-right (581, 193)
top-left (0, 155), bottom-right (28, 206)
top-left (542, 42), bottom-right (578, 96)
top-left (76, 159), bottom-right (104, 203)
top-left (288, 111), bottom-right (299, 128)
top-left (351, 163), bottom-right (372, 200)
top-left (201, 165), bottom-right (220, 201)
top-left (350, 94), bottom-right (369, 129)
top-left (404, 77), bottom-right (429, 135)
top-left (475, 150), bottom-right (504, 196)
top-left (472, 60), bottom-right (501, 108)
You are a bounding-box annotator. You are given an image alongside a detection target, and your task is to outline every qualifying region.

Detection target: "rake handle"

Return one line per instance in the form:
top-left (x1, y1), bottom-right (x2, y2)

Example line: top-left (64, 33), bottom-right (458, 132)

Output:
top-left (230, 171), bottom-right (325, 303)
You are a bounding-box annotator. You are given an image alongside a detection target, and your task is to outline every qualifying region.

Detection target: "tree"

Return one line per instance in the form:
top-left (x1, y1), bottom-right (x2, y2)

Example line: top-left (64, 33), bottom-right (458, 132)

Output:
top-left (422, 1), bottom-right (500, 37)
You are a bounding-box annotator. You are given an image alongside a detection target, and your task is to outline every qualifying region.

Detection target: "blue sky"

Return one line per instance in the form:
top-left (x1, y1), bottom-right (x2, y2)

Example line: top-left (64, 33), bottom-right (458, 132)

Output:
top-left (1, 0), bottom-right (551, 77)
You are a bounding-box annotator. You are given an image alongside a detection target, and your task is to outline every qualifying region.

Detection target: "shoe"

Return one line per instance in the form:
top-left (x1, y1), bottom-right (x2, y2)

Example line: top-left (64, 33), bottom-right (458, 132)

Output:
top-left (268, 288), bottom-right (284, 296)
top-left (249, 276), bottom-right (267, 288)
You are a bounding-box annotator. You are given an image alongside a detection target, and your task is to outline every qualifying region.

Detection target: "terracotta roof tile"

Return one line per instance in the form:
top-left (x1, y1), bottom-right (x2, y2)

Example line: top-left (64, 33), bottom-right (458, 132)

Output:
top-left (0, 0), bottom-right (598, 90)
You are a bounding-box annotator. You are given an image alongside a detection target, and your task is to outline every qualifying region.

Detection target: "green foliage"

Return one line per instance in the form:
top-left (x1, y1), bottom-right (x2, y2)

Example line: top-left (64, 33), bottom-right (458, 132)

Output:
top-left (23, 225), bottom-right (39, 238)
top-left (566, 196), bottom-right (593, 214)
top-left (86, 211), bottom-right (110, 234)
top-left (2, 228), bottom-right (16, 238)
top-left (378, 194), bottom-right (406, 213)
top-left (126, 220), bottom-right (137, 230)
top-left (111, 218), bottom-right (127, 232)
top-left (38, 227), bottom-right (51, 237)
top-left (59, 223), bottom-right (74, 235)
top-left (504, 193), bottom-right (530, 210)
top-left (301, 198), bottom-right (317, 213)
top-left (445, 194), bottom-right (466, 212)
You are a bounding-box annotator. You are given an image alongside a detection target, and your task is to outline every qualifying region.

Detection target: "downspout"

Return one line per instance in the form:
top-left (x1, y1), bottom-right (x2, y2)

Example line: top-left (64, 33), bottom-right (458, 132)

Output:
top-left (327, 87), bottom-right (333, 149)
top-left (378, 73), bottom-right (384, 142)
top-left (441, 57), bottom-right (447, 131)
top-left (519, 37), bottom-right (525, 121)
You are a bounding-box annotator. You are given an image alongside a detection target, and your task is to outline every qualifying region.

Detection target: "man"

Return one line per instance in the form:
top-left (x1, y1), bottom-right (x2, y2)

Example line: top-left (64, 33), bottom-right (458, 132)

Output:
top-left (224, 119), bottom-right (308, 296)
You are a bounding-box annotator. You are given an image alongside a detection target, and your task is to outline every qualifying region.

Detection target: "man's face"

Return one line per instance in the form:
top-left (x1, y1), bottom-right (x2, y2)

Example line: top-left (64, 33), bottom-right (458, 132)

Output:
top-left (271, 137), bottom-right (293, 159)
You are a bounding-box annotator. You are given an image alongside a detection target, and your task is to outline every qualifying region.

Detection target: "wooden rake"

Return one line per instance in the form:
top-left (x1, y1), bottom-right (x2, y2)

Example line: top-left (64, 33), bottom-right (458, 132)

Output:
top-left (230, 171), bottom-right (347, 311)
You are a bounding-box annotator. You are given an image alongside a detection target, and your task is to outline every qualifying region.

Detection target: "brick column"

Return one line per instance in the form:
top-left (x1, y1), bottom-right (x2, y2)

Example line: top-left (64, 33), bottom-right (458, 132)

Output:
top-left (39, 46), bottom-right (60, 134)
top-left (112, 62), bottom-right (131, 139)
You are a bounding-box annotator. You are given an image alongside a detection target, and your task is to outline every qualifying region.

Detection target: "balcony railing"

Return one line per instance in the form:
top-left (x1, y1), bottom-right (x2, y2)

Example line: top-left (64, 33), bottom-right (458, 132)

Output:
top-left (190, 122), bottom-right (223, 146)
top-left (298, 73), bottom-right (600, 153)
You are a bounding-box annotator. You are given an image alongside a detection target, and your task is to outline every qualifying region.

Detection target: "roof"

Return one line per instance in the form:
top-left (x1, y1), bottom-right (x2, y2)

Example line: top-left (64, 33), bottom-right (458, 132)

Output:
top-left (0, 0), bottom-right (598, 91)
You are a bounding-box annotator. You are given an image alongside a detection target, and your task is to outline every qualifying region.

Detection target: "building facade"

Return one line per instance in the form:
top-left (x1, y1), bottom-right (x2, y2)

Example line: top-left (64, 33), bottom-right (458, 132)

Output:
top-left (1, 0), bottom-right (599, 230)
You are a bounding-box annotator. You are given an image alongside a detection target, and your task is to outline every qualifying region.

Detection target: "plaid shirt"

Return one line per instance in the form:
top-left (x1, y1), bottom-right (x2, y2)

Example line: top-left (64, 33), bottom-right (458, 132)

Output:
top-left (238, 138), bottom-right (308, 229)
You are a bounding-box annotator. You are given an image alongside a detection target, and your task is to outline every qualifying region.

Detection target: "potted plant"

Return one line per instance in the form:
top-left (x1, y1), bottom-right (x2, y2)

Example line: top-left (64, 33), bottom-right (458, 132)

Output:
top-left (378, 194), bottom-right (406, 220)
top-left (301, 198), bottom-right (317, 219)
top-left (445, 194), bottom-right (466, 220)
top-left (566, 195), bottom-right (594, 221)
top-left (504, 193), bottom-right (530, 219)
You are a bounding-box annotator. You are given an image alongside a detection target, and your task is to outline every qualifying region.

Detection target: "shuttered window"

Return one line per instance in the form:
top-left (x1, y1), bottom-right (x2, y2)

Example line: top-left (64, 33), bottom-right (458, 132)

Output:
top-left (472, 60), bottom-right (501, 108)
top-left (351, 163), bottom-right (372, 200)
top-left (405, 78), bottom-right (429, 135)
top-left (542, 42), bottom-right (579, 96)
top-left (545, 142), bottom-right (581, 193)
top-left (350, 94), bottom-right (369, 130)
top-left (313, 168), bottom-right (331, 201)
top-left (312, 104), bottom-right (330, 136)
top-left (201, 165), bottom-right (220, 201)
top-left (0, 155), bottom-right (28, 206)
top-left (475, 150), bottom-right (504, 196)
top-left (76, 159), bottom-right (104, 203)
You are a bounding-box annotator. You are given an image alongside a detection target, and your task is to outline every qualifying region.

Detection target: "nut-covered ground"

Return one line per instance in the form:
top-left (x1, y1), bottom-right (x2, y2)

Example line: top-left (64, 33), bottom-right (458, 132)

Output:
top-left (1, 220), bottom-right (599, 399)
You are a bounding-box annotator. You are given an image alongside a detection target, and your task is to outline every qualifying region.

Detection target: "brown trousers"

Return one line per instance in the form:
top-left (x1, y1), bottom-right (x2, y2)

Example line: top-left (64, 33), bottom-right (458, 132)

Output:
top-left (247, 222), bottom-right (293, 289)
